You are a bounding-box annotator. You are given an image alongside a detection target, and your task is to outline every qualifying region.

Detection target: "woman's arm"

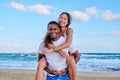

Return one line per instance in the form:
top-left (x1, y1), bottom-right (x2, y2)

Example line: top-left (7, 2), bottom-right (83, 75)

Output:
top-left (54, 28), bottom-right (73, 51)
top-left (42, 28), bottom-right (73, 58)
top-left (57, 50), bottom-right (69, 59)
top-left (42, 43), bottom-right (69, 59)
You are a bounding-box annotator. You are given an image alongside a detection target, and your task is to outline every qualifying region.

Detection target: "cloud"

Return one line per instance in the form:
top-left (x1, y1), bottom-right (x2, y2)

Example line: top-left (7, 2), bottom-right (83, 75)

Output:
top-left (71, 10), bottom-right (90, 22)
top-left (86, 6), bottom-right (98, 15)
top-left (7, 1), bottom-right (55, 15)
top-left (102, 10), bottom-right (120, 21)
top-left (103, 31), bottom-right (120, 37)
top-left (86, 7), bottom-right (120, 21)
top-left (0, 26), bottom-right (3, 31)
top-left (8, 1), bottom-right (26, 11)
top-left (70, 7), bottom-right (99, 22)
top-left (27, 4), bottom-right (55, 15)
top-left (71, 7), bottom-right (120, 22)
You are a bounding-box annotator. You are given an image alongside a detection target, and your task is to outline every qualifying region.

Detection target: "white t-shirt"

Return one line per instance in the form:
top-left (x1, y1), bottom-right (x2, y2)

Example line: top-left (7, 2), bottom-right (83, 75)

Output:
top-left (38, 36), bottom-right (77, 71)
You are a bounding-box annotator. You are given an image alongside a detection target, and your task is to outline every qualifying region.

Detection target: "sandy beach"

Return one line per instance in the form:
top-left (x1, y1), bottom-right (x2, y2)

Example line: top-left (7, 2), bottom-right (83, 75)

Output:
top-left (0, 69), bottom-right (120, 80)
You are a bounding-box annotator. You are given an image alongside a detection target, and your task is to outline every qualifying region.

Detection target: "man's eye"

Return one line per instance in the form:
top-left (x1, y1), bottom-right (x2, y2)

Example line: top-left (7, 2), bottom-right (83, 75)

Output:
top-left (48, 28), bottom-right (52, 31)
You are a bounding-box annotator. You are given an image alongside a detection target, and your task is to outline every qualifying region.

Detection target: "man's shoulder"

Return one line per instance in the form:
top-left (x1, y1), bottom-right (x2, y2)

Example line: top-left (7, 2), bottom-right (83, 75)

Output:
top-left (39, 41), bottom-right (46, 49)
top-left (40, 41), bottom-right (44, 46)
top-left (38, 41), bottom-right (46, 53)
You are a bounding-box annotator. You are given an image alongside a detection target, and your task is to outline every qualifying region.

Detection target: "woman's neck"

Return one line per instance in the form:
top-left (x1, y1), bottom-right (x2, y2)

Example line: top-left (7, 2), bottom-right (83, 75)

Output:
top-left (61, 27), bottom-right (67, 34)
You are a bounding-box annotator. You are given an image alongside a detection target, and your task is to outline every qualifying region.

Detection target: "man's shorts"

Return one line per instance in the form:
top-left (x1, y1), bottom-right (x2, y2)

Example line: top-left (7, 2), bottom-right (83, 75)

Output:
top-left (46, 73), bottom-right (70, 80)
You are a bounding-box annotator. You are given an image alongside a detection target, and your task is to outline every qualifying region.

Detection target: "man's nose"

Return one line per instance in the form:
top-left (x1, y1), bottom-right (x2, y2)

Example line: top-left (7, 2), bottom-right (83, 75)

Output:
top-left (51, 29), bottom-right (55, 33)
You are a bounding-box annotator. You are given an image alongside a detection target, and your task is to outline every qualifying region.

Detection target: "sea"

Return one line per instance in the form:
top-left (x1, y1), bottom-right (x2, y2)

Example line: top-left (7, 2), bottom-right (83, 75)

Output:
top-left (0, 53), bottom-right (120, 72)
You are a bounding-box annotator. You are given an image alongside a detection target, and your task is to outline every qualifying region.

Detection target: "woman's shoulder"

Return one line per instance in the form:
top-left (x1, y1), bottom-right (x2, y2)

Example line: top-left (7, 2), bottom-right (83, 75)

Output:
top-left (66, 27), bottom-right (73, 34)
top-left (67, 27), bottom-right (73, 30)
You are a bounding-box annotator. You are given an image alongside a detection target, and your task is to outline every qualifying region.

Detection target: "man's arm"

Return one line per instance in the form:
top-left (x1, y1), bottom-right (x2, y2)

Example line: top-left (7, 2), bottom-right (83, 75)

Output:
top-left (70, 50), bottom-right (80, 64)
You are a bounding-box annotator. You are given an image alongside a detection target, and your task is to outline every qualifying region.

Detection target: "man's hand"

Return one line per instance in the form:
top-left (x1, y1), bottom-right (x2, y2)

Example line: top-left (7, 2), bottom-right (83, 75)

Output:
top-left (45, 67), bottom-right (67, 76)
top-left (49, 70), bottom-right (65, 76)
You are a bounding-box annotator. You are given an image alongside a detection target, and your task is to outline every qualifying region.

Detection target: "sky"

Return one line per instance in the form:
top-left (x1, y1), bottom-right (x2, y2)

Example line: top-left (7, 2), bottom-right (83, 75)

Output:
top-left (0, 0), bottom-right (120, 53)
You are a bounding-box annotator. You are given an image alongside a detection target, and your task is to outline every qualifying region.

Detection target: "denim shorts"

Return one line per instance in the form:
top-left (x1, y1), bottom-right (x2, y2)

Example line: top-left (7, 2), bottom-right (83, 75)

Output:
top-left (46, 73), bottom-right (70, 80)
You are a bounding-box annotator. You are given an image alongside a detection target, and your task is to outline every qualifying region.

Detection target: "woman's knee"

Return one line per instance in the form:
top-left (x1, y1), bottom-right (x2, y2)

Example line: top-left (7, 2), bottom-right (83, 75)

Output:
top-left (68, 56), bottom-right (75, 65)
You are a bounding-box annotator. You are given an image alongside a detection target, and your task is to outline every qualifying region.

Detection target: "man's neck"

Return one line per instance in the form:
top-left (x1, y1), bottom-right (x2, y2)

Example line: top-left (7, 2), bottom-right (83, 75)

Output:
top-left (51, 35), bottom-right (61, 41)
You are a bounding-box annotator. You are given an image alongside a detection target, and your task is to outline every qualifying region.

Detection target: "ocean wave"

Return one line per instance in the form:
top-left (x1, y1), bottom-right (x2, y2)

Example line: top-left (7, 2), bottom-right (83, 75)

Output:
top-left (0, 53), bottom-right (120, 72)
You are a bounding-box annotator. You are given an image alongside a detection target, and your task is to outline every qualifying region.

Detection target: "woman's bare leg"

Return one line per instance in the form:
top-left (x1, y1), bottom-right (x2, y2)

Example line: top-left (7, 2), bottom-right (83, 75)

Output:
top-left (67, 55), bottom-right (76, 80)
top-left (36, 57), bottom-right (47, 80)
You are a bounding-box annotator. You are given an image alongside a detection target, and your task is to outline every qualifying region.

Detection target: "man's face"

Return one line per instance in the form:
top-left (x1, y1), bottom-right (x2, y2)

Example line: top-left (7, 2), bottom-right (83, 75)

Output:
top-left (48, 24), bottom-right (60, 40)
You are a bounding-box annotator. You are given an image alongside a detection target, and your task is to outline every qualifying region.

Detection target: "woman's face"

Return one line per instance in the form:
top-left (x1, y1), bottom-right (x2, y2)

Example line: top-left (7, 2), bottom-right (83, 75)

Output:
top-left (58, 14), bottom-right (68, 27)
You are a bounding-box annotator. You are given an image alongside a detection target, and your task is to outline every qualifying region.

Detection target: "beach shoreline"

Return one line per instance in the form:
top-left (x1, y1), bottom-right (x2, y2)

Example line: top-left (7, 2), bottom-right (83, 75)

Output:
top-left (0, 69), bottom-right (120, 80)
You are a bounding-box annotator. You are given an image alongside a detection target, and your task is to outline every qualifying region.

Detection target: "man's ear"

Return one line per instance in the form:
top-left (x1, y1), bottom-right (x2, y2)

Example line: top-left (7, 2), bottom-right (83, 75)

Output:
top-left (58, 28), bottom-right (61, 33)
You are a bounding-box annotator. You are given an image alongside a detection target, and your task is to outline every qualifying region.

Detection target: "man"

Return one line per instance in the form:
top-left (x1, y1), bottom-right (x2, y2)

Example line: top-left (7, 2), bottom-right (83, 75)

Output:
top-left (36, 21), bottom-right (80, 80)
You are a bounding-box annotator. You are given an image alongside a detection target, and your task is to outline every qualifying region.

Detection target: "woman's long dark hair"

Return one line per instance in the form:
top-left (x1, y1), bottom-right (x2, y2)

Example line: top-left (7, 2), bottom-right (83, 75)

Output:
top-left (44, 21), bottom-right (61, 47)
top-left (44, 34), bottom-right (52, 48)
